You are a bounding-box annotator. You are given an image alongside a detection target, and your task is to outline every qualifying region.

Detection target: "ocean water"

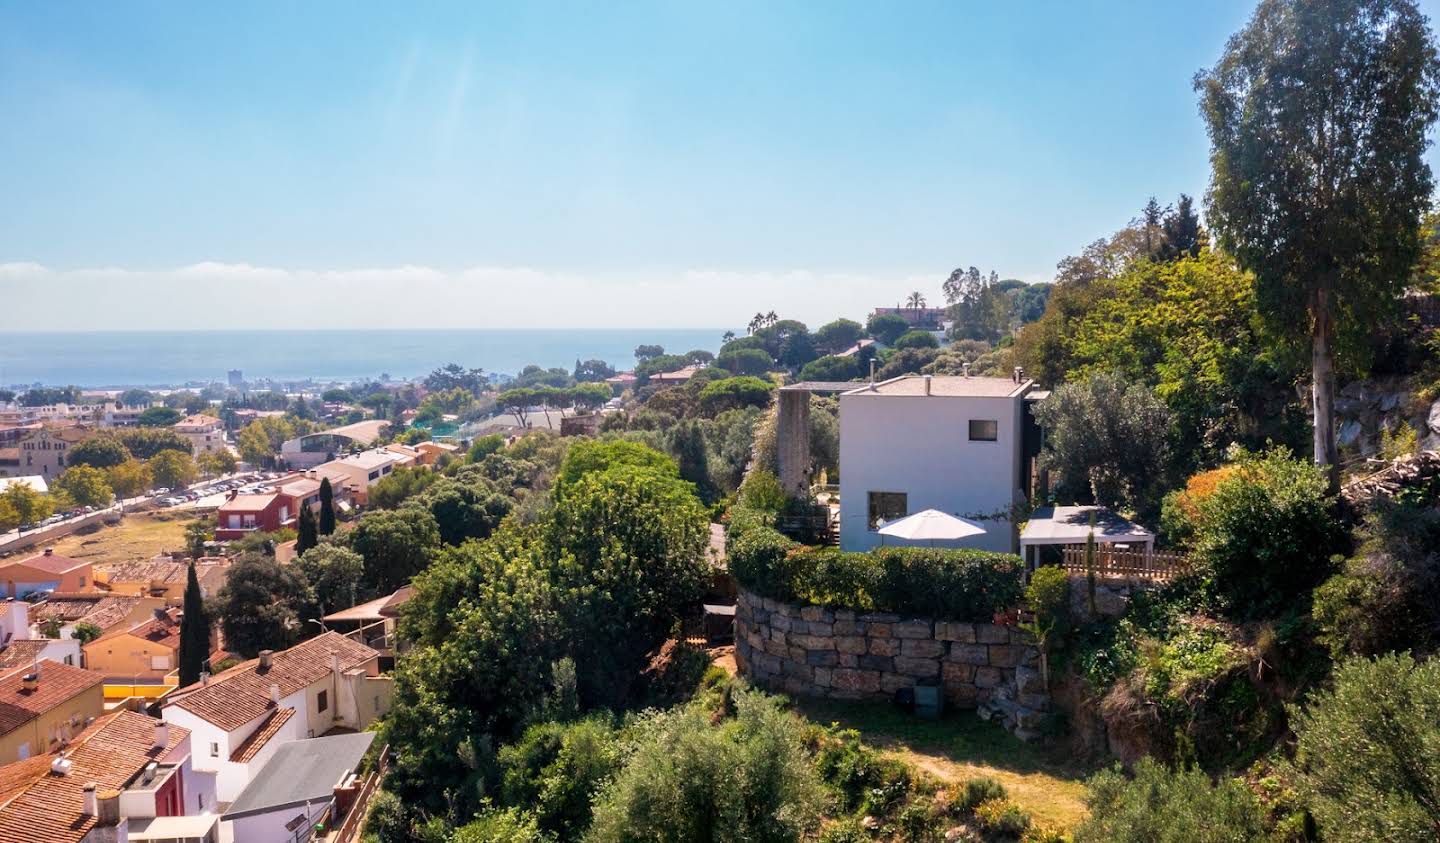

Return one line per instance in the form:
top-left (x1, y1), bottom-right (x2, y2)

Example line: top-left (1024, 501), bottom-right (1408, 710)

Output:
top-left (0, 329), bottom-right (728, 388)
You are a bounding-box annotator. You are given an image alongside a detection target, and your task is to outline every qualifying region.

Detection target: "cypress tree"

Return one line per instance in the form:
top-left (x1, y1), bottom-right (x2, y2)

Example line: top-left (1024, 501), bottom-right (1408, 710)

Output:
top-left (178, 561), bottom-right (210, 686)
top-left (318, 477), bottom-right (336, 535)
top-left (296, 505), bottom-right (318, 555)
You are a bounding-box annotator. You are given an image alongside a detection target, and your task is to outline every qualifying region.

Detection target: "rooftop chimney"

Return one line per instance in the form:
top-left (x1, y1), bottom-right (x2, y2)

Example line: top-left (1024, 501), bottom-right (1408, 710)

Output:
top-left (258, 650), bottom-right (274, 671)
top-left (200, 671), bottom-right (210, 686)
top-left (153, 720), bottom-right (169, 750)
top-left (82, 783), bottom-right (98, 817)
top-left (270, 682), bottom-right (281, 705)
top-left (50, 756), bottom-right (73, 777)
top-left (1013, 365), bottom-right (1024, 384)
top-left (330, 650), bottom-right (341, 675)
top-left (43, 548), bottom-right (54, 557)
top-left (96, 789), bottom-right (121, 825)
top-left (868, 359), bottom-right (877, 390)
top-left (141, 762), bottom-right (157, 786)
top-left (923, 374), bottom-right (932, 396)
top-left (962, 363), bottom-right (971, 378)
top-left (21, 672), bottom-right (38, 693)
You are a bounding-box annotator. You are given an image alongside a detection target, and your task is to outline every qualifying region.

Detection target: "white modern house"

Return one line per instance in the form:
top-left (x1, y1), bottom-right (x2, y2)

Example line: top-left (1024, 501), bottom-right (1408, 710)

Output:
top-left (159, 632), bottom-right (392, 803)
top-left (838, 373), bottom-right (1043, 553)
top-left (221, 731), bottom-right (375, 843)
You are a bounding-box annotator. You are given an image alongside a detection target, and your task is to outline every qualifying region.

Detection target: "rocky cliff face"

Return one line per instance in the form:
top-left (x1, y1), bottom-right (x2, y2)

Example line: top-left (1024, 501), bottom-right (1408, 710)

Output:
top-left (1326, 378), bottom-right (1440, 456)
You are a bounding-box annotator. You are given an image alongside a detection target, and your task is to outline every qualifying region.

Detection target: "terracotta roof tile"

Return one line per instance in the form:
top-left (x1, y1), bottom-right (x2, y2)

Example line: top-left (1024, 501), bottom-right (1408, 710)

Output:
top-left (165, 632), bottom-right (378, 732)
top-left (229, 707), bottom-right (294, 763)
top-left (30, 595), bottom-right (150, 632)
top-left (0, 661), bottom-right (103, 737)
top-left (0, 552), bottom-right (90, 576)
top-left (0, 641), bottom-right (52, 671)
top-left (0, 710), bottom-right (190, 843)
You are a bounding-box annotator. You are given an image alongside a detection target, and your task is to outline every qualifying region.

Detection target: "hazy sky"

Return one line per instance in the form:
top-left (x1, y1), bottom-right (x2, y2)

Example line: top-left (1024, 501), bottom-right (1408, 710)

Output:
top-left (4, 1), bottom-right (1440, 331)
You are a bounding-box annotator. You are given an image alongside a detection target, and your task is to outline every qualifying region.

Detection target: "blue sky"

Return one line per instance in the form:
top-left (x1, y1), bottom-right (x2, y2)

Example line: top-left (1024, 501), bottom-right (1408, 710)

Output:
top-left (3, 1), bottom-right (1439, 330)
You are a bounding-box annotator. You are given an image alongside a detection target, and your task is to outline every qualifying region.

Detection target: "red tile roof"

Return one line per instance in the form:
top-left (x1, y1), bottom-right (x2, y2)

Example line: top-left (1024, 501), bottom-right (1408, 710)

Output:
top-left (98, 610), bottom-right (181, 651)
top-left (0, 661), bottom-right (103, 737)
top-left (0, 552), bottom-right (90, 576)
top-left (165, 632), bottom-right (378, 732)
top-left (0, 641), bottom-right (53, 671)
top-left (229, 706), bottom-right (294, 763)
top-left (0, 710), bottom-right (190, 843)
top-left (30, 595), bottom-right (151, 631)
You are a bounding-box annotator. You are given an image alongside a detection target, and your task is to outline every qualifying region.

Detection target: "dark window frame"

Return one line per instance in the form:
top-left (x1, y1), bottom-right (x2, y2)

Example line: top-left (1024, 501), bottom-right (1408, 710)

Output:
top-left (968, 419), bottom-right (998, 442)
top-left (867, 491), bottom-right (908, 531)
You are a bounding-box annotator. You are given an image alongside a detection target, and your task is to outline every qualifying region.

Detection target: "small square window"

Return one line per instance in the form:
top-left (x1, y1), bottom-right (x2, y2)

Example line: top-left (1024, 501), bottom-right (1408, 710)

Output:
top-left (210, 742), bottom-right (219, 757)
top-left (868, 492), bottom-right (907, 531)
top-left (969, 420), bottom-right (998, 442)
top-left (317, 690), bottom-right (328, 713)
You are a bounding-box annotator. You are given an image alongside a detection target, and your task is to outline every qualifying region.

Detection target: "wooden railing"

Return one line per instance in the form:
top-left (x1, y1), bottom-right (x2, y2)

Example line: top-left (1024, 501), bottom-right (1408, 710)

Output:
top-left (1058, 546), bottom-right (1190, 581)
top-left (330, 743), bottom-right (389, 843)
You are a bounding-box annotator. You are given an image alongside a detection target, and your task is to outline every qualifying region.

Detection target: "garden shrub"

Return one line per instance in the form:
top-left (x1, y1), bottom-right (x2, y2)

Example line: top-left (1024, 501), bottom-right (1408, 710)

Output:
top-left (586, 687), bottom-right (824, 842)
top-left (497, 717), bottom-right (620, 839)
top-left (1186, 447), bottom-right (1344, 618)
top-left (972, 798), bottom-right (1031, 837)
top-left (450, 806), bottom-right (553, 843)
top-left (1312, 500), bottom-right (1440, 660)
top-left (1290, 652), bottom-right (1440, 842)
top-left (952, 776), bottom-right (1008, 816)
top-left (1073, 758), bottom-right (1267, 843)
top-left (1019, 825), bottom-right (1068, 843)
top-left (811, 727), bottom-right (907, 813)
top-left (727, 512), bottom-right (1024, 621)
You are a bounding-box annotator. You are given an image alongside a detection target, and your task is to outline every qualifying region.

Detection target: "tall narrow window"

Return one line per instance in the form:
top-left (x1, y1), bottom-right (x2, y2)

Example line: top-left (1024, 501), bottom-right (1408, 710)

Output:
top-left (968, 420), bottom-right (998, 441)
top-left (868, 492), bottom-right (907, 530)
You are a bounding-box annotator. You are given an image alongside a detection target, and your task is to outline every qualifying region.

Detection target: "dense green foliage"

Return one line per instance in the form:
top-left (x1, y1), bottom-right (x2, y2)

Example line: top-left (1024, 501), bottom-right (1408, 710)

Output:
top-left (1290, 653), bottom-right (1440, 842)
top-left (1031, 373), bottom-right (1174, 512)
top-left (348, 508), bottom-right (442, 593)
top-left (178, 561), bottom-right (210, 686)
top-left (1183, 448), bottom-right (1344, 617)
top-left (586, 689), bottom-right (824, 843)
top-left (1313, 500), bottom-right (1440, 660)
top-left (1074, 758), bottom-right (1266, 843)
top-left (66, 435), bottom-right (132, 469)
top-left (214, 554), bottom-right (314, 657)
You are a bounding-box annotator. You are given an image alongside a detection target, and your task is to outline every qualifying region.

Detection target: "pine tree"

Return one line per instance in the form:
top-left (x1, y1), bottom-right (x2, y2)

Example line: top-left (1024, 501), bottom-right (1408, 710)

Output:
top-left (296, 506), bottom-right (318, 555)
top-left (178, 561), bottom-right (210, 686)
top-left (318, 477), bottom-right (336, 535)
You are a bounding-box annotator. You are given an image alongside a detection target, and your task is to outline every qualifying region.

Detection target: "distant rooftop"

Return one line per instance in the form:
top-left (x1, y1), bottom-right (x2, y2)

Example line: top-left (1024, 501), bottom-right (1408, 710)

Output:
top-left (842, 375), bottom-right (1033, 398)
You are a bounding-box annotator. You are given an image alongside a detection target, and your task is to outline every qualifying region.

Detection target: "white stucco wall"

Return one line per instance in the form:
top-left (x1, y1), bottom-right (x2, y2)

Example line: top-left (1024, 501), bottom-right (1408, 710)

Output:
top-left (226, 800), bottom-right (329, 843)
top-left (838, 392), bottom-right (1023, 553)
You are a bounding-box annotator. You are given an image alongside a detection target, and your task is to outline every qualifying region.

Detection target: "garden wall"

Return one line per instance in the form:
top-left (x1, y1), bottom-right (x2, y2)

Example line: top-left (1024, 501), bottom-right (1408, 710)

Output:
top-left (734, 588), bottom-right (1052, 740)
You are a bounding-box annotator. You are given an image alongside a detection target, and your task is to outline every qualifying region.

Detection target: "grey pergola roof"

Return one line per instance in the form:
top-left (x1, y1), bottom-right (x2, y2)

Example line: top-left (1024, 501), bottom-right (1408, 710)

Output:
top-left (1020, 505), bottom-right (1155, 546)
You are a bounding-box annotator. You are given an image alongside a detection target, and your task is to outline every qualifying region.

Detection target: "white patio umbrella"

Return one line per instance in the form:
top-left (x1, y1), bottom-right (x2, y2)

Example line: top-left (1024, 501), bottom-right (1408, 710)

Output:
top-left (876, 509), bottom-right (987, 546)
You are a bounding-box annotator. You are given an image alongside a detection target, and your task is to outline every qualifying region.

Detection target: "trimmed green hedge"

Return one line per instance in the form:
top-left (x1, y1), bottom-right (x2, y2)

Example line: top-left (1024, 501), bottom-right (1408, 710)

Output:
top-left (727, 505), bottom-right (1024, 621)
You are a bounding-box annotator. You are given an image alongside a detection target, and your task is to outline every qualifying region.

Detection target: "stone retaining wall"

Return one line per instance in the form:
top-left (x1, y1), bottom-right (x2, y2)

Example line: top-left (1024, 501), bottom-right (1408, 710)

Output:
top-left (734, 588), bottom-right (1051, 738)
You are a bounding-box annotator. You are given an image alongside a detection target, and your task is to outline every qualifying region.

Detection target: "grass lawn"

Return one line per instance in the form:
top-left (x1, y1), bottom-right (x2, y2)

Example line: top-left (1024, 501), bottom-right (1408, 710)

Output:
top-left (49, 511), bottom-right (196, 566)
top-left (793, 696), bottom-right (1094, 831)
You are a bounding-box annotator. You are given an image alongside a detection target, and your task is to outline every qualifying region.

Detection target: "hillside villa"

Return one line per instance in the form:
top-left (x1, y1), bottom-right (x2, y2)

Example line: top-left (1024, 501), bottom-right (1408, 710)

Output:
top-left (835, 373), bottom-right (1045, 554)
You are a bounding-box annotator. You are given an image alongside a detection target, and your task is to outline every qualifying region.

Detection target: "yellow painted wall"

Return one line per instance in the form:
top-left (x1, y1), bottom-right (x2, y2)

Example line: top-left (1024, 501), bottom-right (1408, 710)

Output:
top-left (0, 683), bottom-right (104, 764)
top-left (83, 634), bottom-right (176, 680)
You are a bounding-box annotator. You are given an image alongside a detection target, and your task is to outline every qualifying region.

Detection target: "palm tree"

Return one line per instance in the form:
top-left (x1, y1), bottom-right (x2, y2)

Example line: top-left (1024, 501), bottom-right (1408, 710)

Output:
top-left (906, 291), bottom-right (927, 310)
top-left (764, 310), bottom-right (779, 328)
top-left (748, 313), bottom-right (765, 335)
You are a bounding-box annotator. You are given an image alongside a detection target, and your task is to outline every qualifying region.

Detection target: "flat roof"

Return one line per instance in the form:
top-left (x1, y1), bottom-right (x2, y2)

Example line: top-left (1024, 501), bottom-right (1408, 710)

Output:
top-left (1020, 505), bottom-right (1155, 545)
top-left (224, 732), bottom-right (376, 819)
top-left (125, 815), bottom-right (220, 840)
top-left (779, 381), bottom-right (862, 393)
top-left (842, 375), bottom-right (1033, 398)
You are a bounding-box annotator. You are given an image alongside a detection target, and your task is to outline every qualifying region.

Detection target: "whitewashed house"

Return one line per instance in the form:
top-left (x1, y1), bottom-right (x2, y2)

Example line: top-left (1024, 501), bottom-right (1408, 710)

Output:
top-left (838, 373), bottom-right (1044, 553)
top-left (159, 632), bottom-right (392, 803)
top-left (221, 731), bottom-right (375, 843)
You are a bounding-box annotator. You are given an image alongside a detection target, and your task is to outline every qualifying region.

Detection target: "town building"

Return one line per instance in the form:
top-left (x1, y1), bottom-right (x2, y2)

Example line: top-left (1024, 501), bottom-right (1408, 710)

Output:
top-left (174, 414), bottom-right (226, 456)
top-left (278, 420), bottom-right (390, 469)
top-left (159, 632), bottom-right (392, 803)
top-left (93, 557), bottom-right (230, 601)
top-left (0, 710), bottom-right (219, 843)
top-left (0, 600), bottom-right (81, 669)
top-left (0, 475), bottom-right (48, 495)
top-left (304, 448), bottom-right (412, 507)
top-left (837, 374), bottom-right (1043, 554)
top-left (0, 425), bottom-right (94, 481)
top-left (0, 549), bottom-right (94, 599)
top-left (411, 440), bottom-right (459, 464)
top-left (221, 731), bottom-right (375, 843)
top-left (0, 659), bottom-right (105, 763)
top-left (214, 493), bottom-right (291, 541)
top-left (81, 608), bottom-right (184, 682)
top-left (869, 305), bottom-right (949, 329)
top-left (28, 593), bottom-right (169, 642)
top-left (650, 365), bottom-right (704, 385)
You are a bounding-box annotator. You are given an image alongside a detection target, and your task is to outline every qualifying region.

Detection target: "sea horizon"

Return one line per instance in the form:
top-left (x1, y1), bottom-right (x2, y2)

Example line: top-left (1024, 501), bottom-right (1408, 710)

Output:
top-left (0, 328), bottom-right (730, 389)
